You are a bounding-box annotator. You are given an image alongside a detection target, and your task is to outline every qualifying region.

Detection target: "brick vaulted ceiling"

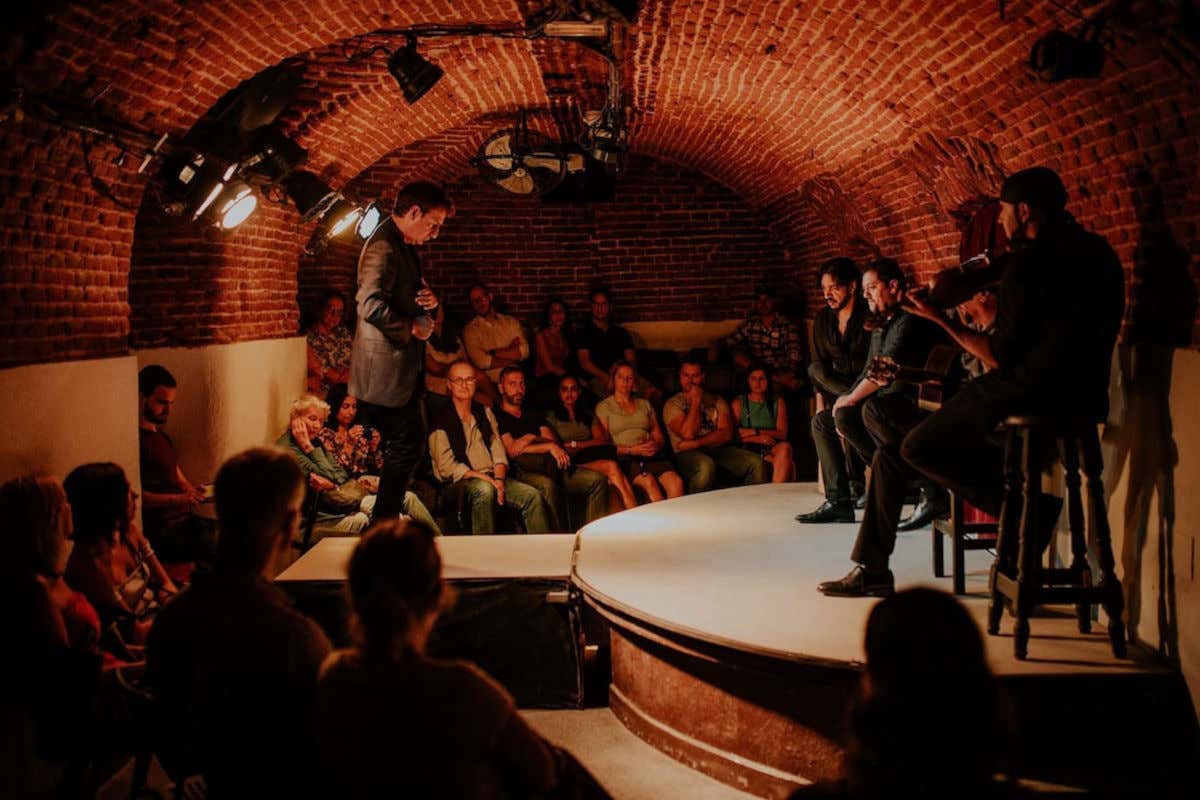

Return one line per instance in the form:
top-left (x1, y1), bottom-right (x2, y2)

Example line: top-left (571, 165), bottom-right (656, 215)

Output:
top-left (2, 1), bottom-right (1198, 361)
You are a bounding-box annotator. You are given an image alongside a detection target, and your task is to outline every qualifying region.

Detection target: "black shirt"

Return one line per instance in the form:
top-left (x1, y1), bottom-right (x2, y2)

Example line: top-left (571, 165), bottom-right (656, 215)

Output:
top-left (496, 406), bottom-right (548, 439)
top-left (854, 309), bottom-right (943, 397)
top-left (810, 301), bottom-right (870, 397)
top-left (578, 320), bottom-right (634, 372)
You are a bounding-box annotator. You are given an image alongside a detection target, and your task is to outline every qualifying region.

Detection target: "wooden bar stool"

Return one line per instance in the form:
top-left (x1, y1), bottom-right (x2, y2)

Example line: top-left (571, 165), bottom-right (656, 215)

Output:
top-left (987, 416), bottom-right (1126, 660)
top-left (932, 492), bottom-right (998, 595)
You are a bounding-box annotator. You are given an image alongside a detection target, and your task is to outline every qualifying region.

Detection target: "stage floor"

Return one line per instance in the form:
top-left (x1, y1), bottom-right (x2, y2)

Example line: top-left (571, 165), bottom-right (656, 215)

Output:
top-left (573, 482), bottom-right (1164, 677)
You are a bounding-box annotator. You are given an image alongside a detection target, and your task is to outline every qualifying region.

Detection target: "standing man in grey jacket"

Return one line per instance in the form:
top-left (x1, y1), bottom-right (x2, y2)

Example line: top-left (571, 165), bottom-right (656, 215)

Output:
top-left (349, 181), bottom-right (453, 522)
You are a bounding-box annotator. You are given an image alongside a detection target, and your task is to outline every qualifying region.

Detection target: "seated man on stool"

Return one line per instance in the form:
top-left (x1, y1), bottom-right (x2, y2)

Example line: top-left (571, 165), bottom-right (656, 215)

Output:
top-left (664, 359), bottom-right (766, 493)
top-left (796, 258), bottom-right (938, 523)
top-left (429, 361), bottom-right (551, 534)
top-left (495, 366), bottom-right (608, 529)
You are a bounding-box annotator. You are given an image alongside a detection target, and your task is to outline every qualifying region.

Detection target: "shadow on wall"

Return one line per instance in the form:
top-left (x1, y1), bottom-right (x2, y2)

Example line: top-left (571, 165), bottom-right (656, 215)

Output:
top-left (1102, 170), bottom-right (1199, 664)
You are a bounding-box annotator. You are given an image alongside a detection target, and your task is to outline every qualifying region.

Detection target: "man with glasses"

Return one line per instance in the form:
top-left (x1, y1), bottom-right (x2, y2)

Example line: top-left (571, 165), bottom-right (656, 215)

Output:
top-left (350, 181), bottom-right (452, 524)
top-left (428, 361), bottom-right (551, 534)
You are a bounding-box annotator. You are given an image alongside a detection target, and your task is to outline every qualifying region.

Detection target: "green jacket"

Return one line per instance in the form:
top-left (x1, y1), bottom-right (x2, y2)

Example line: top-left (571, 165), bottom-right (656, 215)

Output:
top-left (276, 432), bottom-right (349, 485)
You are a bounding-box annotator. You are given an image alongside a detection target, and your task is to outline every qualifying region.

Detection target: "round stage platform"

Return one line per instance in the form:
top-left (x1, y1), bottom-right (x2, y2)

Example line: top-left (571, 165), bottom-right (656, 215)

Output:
top-left (570, 483), bottom-right (1185, 797)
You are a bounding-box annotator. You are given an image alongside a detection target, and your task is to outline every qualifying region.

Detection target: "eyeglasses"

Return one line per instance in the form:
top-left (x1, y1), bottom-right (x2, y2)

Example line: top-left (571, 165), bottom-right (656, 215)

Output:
top-left (448, 376), bottom-right (478, 386)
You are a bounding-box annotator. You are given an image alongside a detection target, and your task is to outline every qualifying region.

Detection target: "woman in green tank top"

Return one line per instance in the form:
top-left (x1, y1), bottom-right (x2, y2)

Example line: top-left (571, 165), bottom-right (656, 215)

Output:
top-left (731, 364), bottom-right (795, 483)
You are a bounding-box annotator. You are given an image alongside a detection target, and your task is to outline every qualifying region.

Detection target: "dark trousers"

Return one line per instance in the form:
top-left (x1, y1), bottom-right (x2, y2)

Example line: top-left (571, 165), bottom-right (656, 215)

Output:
top-left (811, 403), bottom-right (875, 501)
top-left (358, 394), bottom-right (426, 522)
top-left (900, 375), bottom-right (1033, 518)
top-left (850, 393), bottom-right (928, 570)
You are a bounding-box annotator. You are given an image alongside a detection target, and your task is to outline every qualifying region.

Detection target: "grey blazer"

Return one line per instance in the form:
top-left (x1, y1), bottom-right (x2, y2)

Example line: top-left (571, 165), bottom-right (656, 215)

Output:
top-left (348, 218), bottom-right (425, 408)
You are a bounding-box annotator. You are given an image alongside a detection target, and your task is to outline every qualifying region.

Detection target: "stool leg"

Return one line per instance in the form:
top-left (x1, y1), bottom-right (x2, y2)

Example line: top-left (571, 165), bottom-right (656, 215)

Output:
top-left (1013, 426), bottom-right (1041, 660)
top-left (952, 492), bottom-right (966, 596)
top-left (1081, 430), bottom-right (1127, 658)
top-left (932, 524), bottom-right (946, 578)
top-left (1061, 436), bottom-right (1092, 634)
top-left (989, 426), bottom-right (1021, 635)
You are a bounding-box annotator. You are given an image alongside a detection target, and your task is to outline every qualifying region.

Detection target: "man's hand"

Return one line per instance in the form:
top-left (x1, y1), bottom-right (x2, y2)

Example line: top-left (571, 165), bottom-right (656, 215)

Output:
top-left (291, 418), bottom-right (314, 453)
top-left (183, 483), bottom-right (206, 505)
top-left (674, 439), bottom-right (698, 452)
top-left (309, 474), bottom-right (336, 492)
top-left (901, 292), bottom-right (941, 323)
top-left (415, 281), bottom-right (439, 312)
top-left (832, 394), bottom-right (856, 412)
top-left (493, 477), bottom-right (506, 506)
top-left (549, 443), bottom-right (571, 469)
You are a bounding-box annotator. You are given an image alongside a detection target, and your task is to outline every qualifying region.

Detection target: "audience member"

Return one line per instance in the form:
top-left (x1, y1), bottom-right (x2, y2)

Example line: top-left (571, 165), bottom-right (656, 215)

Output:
top-left (425, 305), bottom-right (497, 406)
top-left (137, 365), bottom-right (217, 564)
top-left (64, 462), bottom-right (177, 647)
top-left (533, 296), bottom-right (576, 407)
top-left (723, 284), bottom-right (806, 392)
top-left (595, 361), bottom-right (684, 502)
top-left (791, 588), bottom-right (1004, 798)
top-left (809, 258), bottom-right (870, 500)
top-left (547, 374), bottom-right (640, 510)
top-left (319, 384), bottom-right (440, 534)
top-left (315, 519), bottom-right (607, 798)
top-left (428, 361), bottom-right (551, 534)
top-left (306, 289), bottom-right (353, 397)
top-left (278, 394), bottom-right (375, 534)
top-left (731, 363), bottom-right (795, 483)
top-left (796, 259), bottom-right (939, 524)
top-left (462, 283), bottom-right (531, 384)
top-left (349, 181), bottom-right (451, 524)
top-left (664, 359), bottom-right (766, 493)
top-left (578, 288), bottom-right (656, 399)
top-left (146, 447), bottom-right (332, 798)
top-left (495, 366), bottom-right (608, 529)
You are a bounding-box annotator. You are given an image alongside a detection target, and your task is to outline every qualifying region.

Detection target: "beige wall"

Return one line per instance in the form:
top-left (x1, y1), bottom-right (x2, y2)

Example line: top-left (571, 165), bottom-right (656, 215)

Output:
top-left (0, 355), bottom-right (142, 487)
top-left (135, 337), bottom-right (307, 484)
top-left (626, 320), bottom-right (741, 352)
top-left (1104, 345), bottom-right (1200, 711)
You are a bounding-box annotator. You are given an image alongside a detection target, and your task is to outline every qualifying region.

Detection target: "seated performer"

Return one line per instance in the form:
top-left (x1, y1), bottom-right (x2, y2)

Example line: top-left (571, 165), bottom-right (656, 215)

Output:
top-left (796, 258), bottom-right (940, 523)
top-left (821, 167), bottom-right (1124, 597)
top-left (495, 366), bottom-right (608, 530)
top-left (664, 359), bottom-right (766, 493)
top-left (428, 362), bottom-right (551, 534)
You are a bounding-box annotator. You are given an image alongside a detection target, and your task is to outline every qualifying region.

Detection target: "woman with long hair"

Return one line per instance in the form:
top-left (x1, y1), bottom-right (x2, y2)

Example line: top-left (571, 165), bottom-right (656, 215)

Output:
top-left (306, 289), bottom-right (354, 397)
top-left (547, 374), bottom-right (639, 510)
top-left (731, 362), bottom-right (795, 482)
top-left (314, 520), bottom-right (604, 797)
top-left (594, 361), bottom-right (683, 503)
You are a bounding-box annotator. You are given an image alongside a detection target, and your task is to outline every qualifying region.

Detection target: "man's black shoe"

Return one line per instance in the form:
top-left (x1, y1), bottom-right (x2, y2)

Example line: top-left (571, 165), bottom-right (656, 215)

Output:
top-left (897, 489), bottom-right (950, 532)
top-left (795, 499), bottom-right (855, 524)
top-left (818, 564), bottom-right (895, 597)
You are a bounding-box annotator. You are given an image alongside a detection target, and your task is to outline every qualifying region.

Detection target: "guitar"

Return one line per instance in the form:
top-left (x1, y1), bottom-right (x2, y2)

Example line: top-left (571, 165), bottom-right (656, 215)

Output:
top-left (866, 344), bottom-right (963, 407)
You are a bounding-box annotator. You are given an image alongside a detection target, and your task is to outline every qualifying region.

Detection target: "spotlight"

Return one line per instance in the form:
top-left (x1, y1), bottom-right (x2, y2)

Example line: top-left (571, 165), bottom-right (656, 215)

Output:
top-left (282, 169), bottom-right (339, 221)
top-left (388, 35), bottom-right (444, 104)
top-left (242, 126), bottom-right (308, 181)
top-left (317, 197), bottom-right (363, 239)
top-left (192, 162), bottom-right (239, 221)
top-left (1029, 27), bottom-right (1105, 82)
top-left (357, 202), bottom-right (383, 239)
top-left (217, 182), bottom-right (258, 230)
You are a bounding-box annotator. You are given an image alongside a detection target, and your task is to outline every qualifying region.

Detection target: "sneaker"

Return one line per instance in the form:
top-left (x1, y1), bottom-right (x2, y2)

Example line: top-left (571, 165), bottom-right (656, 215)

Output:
top-left (795, 499), bottom-right (855, 523)
top-left (818, 564), bottom-right (895, 597)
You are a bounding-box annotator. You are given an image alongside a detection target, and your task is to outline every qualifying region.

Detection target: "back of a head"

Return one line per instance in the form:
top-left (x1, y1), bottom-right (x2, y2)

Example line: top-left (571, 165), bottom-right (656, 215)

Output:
top-left (845, 588), bottom-right (998, 796)
top-left (0, 474), bottom-right (69, 578)
top-left (348, 519), bottom-right (444, 660)
top-left (138, 364), bottom-right (176, 396)
top-left (63, 462), bottom-right (129, 547)
top-left (214, 448), bottom-right (304, 572)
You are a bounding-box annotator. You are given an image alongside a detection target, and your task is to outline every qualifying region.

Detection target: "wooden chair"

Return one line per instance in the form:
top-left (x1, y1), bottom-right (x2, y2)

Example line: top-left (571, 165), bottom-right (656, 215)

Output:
top-left (932, 492), bottom-right (998, 595)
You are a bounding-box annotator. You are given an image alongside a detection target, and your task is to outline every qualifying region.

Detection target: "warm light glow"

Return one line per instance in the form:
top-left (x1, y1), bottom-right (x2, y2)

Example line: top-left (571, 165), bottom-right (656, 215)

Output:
top-left (193, 182), bottom-right (225, 219)
top-left (328, 207), bottom-right (362, 237)
top-left (357, 204), bottom-right (382, 239)
top-left (219, 186), bottom-right (257, 229)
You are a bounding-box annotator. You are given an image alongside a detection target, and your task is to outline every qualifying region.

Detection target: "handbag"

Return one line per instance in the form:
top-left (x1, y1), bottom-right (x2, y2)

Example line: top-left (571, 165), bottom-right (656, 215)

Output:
top-left (320, 478), bottom-right (368, 513)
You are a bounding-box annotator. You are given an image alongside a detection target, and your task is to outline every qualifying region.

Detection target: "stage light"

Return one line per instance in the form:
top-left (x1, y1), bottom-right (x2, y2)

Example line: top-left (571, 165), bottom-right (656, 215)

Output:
top-left (318, 197), bottom-right (363, 239)
top-left (191, 162), bottom-right (239, 221)
top-left (218, 183), bottom-right (258, 230)
top-left (388, 35), bottom-right (444, 104)
top-left (357, 202), bottom-right (382, 239)
top-left (282, 169), bottom-right (339, 221)
top-left (242, 125), bottom-right (308, 181)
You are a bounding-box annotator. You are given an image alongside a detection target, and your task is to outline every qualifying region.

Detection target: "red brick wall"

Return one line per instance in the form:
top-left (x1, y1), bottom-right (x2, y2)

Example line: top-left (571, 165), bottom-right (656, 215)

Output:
top-left (298, 154), bottom-right (797, 327)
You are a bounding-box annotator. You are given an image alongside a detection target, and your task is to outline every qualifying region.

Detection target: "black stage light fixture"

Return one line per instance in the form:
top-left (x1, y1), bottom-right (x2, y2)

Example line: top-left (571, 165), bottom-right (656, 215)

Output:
top-left (282, 169), bottom-right (339, 222)
top-left (1029, 27), bottom-right (1105, 82)
top-left (242, 125), bottom-right (308, 181)
top-left (316, 196), bottom-right (363, 240)
top-left (586, 0), bottom-right (640, 25)
top-left (388, 34), bottom-right (444, 104)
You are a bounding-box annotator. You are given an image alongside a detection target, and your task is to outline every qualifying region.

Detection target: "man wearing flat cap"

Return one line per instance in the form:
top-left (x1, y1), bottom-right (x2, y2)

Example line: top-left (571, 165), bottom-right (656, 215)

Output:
top-left (818, 166), bottom-right (1125, 597)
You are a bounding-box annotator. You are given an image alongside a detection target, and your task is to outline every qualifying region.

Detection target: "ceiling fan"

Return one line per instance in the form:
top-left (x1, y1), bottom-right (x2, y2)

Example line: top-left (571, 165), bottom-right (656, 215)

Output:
top-left (473, 110), bottom-right (580, 196)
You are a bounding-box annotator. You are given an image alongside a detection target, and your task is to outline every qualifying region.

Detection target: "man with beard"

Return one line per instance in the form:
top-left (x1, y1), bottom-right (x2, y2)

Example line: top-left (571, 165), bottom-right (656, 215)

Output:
top-left (462, 283), bottom-right (531, 385)
top-left (494, 366), bottom-right (608, 529)
top-left (138, 364), bottom-right (217, 563)
top-left (796, 259), bottom-right (938, 524)
top-left (807, 258), bottom-right (870, 505)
